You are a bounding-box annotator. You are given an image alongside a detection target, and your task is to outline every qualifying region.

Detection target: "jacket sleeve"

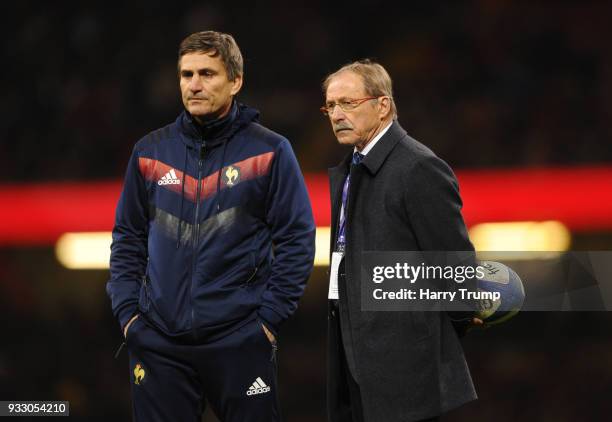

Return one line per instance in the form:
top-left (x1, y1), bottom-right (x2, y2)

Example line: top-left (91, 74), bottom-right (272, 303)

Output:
top-left (106, 146), bottom-right (149, 331)
top-left (259, 138), bottom-right (316, 335)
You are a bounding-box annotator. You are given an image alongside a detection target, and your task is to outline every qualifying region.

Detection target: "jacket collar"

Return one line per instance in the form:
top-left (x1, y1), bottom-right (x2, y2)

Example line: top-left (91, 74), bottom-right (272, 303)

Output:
top-left (177, 101), bottom-right (260, 150)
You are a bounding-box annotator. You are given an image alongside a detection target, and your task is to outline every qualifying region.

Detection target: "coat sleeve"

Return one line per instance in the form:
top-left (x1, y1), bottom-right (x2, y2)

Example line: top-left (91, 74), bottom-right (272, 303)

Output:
top-left (106, 147), bottom-right (149, 331)
top-left (259, 138), bottom-right (316, 335)
top-left (406, 155), bottom-right (473, 251)
top-left (406, 155), bottom-right (477, 332)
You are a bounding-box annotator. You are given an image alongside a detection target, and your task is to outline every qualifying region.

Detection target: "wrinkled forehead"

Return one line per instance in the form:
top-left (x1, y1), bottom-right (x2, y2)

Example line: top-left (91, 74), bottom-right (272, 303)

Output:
top-left (179, 51), bottom-right (223, 72)
top-left (325, 71), bottom-right (367, 100)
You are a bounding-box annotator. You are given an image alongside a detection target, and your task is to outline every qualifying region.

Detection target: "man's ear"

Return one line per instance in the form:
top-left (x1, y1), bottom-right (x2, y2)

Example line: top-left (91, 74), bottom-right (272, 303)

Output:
top-left (378, 96), bottom-right (391, 119)
top-left (230, 74), bottom-right (243, 96)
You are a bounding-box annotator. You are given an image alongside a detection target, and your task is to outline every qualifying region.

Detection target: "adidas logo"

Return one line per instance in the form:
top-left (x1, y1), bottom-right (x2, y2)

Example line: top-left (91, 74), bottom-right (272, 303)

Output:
top-left (246, 377), bottom-right (271, 396)
top-left (158, 169), bottom-right (181, 185)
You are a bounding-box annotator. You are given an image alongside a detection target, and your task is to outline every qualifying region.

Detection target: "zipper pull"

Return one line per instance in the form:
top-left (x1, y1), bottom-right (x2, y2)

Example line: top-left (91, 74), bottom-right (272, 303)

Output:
top-left (270, 341), bottom-right (278, 362)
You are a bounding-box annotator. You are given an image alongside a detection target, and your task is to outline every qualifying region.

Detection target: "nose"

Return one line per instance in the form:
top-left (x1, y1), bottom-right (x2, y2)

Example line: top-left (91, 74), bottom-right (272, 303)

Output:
top-left (189, 74), bottom-right (203, 92)
top-left (330, 105), bottom-right (345, 121)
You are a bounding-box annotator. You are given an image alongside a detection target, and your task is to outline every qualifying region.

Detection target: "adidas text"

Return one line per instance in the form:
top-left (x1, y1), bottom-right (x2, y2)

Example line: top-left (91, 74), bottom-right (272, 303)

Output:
top-left (158, 179), bottom-right (180, 185)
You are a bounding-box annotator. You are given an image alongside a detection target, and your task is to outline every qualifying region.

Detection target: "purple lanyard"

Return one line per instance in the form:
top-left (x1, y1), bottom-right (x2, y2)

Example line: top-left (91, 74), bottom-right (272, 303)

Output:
top-left (336, 152), bottom-right (364, 252)
top-left (336, 174), bottom-right (351, 251)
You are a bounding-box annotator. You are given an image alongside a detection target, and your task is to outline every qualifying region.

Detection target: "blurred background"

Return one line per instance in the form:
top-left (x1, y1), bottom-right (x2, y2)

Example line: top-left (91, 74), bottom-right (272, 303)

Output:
top-left (2, 0), bottom-right (612, 420)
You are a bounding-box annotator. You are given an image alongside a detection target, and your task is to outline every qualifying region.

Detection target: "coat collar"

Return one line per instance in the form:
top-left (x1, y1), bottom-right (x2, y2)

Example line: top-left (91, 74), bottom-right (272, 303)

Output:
top-left (360, 120), bottom-right (406, 175)
top-left (328, 120), bottom-right (407, 194)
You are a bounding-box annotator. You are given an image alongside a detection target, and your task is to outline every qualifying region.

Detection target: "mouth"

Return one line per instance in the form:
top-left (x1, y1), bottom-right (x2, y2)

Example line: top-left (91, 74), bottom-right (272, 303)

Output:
top-left (335, 129), bottom-right (352, 135)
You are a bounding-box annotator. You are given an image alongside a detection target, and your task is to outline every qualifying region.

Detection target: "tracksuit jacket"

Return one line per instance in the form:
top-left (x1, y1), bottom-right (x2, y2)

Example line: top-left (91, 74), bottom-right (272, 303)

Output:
top-left (106, 102), bottom-right (316, 342)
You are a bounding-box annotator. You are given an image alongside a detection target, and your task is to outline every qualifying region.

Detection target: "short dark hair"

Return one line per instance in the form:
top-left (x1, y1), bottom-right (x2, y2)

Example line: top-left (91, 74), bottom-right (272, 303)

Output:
top-left (178, 31), bottom-right (243, 80)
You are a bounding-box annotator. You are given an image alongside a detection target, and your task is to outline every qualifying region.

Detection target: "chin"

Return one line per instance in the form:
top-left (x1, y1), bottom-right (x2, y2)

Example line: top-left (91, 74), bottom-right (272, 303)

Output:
top-left (188, 106), bottom-right (213, 118)
top-left (336, 134), bottom-right (358, 146)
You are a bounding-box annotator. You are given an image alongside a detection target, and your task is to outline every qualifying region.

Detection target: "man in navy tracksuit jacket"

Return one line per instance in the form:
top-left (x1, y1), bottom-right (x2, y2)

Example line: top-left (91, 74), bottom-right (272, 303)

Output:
top-left (106, 31), bottom-right (315, 422)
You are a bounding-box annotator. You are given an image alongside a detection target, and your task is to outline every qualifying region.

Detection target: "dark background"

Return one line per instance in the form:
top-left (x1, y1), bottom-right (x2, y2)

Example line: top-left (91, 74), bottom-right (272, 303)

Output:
top-left (1, 1), bottom-right (612, 420)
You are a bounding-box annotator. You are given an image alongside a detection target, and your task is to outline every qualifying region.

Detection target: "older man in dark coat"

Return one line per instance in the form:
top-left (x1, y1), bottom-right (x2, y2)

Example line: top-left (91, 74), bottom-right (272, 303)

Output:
top-left (321, 59), bottom-right (481, 422)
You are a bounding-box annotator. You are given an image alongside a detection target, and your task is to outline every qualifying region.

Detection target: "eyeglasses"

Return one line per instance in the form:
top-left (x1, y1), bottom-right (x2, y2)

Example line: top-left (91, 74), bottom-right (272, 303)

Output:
top-left (320, 96), bottom-right (379, 116)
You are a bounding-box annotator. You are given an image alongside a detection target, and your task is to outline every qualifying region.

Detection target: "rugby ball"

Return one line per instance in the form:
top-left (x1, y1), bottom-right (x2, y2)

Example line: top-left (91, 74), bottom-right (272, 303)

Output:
top-left (476, 261), bottom-right (525, 326)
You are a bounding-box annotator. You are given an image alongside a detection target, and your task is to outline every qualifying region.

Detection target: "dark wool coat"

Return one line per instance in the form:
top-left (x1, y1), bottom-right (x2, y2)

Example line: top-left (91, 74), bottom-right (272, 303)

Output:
top-left (327, 121), bottom-right (477, 422)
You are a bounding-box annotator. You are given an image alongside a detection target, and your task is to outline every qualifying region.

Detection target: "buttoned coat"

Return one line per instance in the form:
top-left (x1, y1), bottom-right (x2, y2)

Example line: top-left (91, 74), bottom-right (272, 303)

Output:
top-left (327, 121), bottom-right (477, 422)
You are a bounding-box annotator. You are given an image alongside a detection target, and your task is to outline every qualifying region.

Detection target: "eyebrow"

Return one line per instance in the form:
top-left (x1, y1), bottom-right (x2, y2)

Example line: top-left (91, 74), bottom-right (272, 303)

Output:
top-left (326, 97), bottom-right (351, 103)
top-left (180, 68), bottom-right (218, 76)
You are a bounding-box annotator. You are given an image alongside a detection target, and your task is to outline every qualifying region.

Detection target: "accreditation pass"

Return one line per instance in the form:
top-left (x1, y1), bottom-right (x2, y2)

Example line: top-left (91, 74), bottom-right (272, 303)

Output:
top-left (328, 252), bottom-right (343, 300)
